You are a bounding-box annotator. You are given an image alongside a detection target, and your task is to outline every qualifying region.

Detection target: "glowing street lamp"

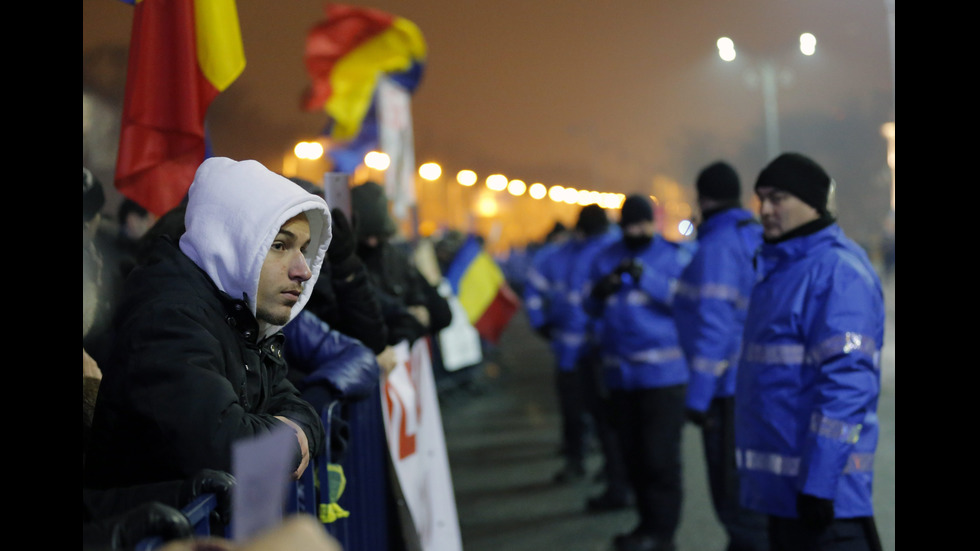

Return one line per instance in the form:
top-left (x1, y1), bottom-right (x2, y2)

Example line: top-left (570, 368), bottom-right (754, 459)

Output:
top-left (457, 169), bottom-right (477, 186)
top-left (419, 162), bottom-right (442, 181)
top-left (364, 151), bottom-right (390, 170)
top-left (294, 141), bottom-right (324, 160)
top-left (717, 33), bottom-right (816, 161)
top-left (486, 174), bottom-right (508, 191)
top-left (548, 185), bottom-right (565, 202)
top-left (529, 183), bottom-right (547, 199)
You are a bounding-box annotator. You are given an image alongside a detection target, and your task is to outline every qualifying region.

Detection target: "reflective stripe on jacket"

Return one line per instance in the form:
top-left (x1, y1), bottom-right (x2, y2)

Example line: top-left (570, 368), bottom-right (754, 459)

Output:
top-left (523, 242), bottom-right (562, 330)
top-left (585, 236), bottom-right (693, 389)
top-left (674, 208), bottom-right (762, 412)
top-left (735, 223), bottom-right (884, 519)
top-left (536, 229), bottom-right (621, 371)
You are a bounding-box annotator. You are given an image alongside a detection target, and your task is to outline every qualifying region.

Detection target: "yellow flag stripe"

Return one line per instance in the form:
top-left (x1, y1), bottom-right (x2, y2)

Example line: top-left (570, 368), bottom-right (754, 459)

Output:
top-left (194, 0), bottom-right (246, 91)
top-left (325, 17), bottom-right (427, 140)
top-left (457, 253), bottom-right (504, 324)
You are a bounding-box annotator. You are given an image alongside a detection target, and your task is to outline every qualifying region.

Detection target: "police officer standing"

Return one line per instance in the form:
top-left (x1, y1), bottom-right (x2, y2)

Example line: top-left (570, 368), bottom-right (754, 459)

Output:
top-left (673, 161), bottom-right (769, 551)
top-left (735, 153), bottom-right (884, 551)
top-left (584, 194), bottom-right (693, 551)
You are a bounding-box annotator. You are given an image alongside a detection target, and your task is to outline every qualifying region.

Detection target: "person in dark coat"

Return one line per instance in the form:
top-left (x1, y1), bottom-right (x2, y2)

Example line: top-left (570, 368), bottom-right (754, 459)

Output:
top-left (84, 157), bottom-right (331, 491)
top-left (287, 177), bottom-right (389, 357)
top-left (350, 181), bottom-right (452, 346)
top-left (673, 161), bottom-right (769, 551)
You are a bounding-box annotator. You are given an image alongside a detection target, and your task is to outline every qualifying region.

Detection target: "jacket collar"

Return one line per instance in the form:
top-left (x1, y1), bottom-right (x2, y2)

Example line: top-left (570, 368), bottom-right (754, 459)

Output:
top-left (757, 222), bottom-right (842, 277)
top-left (698, 207), bottom-right (754, 236)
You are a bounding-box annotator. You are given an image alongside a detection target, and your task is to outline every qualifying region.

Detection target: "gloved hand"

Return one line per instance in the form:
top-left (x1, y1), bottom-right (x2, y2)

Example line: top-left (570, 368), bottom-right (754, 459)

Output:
top-left (181, 468), bottom-right (236, 526)
top-left (796, 492), bottom-right (835, 530)
top-left (109, 502), bottom-right (193, 550)
top-left (329, 408), bottom-right (351, 465)
top-left (615, 257), bottom-right (643, 280)
top-left (685, 408), bottom-right (712, 429)
top-left (327, 208), bottom-right (356, 265)
top-left (591, 272), bottom-right (622, 300)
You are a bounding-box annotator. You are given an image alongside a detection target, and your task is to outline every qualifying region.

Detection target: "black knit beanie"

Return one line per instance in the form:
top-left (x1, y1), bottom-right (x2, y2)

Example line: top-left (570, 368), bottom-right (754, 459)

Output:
top-left (619, 194), bottom-right (654, 226)
top-left (696, 161), bottom-right (741, 202)
top-left (576, 204), bottom-right (609, 236)
top-left (754, 153), bottom-right (831, 214)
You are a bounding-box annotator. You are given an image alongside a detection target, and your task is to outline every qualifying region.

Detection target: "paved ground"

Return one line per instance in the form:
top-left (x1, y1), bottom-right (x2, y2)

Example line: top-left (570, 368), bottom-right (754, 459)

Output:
top-left (438, 274), bottom-right (895, 551)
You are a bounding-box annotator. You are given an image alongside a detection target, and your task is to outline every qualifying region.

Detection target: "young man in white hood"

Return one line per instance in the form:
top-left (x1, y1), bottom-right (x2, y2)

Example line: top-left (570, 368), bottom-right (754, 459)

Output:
top-left (85, 157), bottom-right (333, 491)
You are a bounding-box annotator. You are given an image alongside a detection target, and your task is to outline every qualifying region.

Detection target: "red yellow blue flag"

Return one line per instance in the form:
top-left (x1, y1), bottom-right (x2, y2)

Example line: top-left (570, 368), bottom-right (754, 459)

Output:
top-left (301, 4), bottom-right (426, 172)
top-left (444, 236), bottom-right (521, 344)
top-left (114, 0), bottom-right (245, 217)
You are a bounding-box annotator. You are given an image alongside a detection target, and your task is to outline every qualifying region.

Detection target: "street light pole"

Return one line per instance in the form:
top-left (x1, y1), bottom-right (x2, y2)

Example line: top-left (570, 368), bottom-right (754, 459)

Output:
top-left (758, 62), bottom-right (780, 162)
top-left (718, 34), bottom-right (814, 163)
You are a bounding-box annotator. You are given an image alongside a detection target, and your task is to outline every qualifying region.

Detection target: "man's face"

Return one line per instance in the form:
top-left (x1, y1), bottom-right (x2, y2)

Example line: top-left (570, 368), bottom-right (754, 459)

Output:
top-left (256, 213), bottom-right (313, 326)
top-left (622, 220), bottom-right (655, 238)
top-left (756, 186), bottom-right (820, 240)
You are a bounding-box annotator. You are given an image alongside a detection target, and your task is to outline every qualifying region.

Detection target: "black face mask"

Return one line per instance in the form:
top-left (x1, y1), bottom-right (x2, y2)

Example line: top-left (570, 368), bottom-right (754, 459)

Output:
top-left (623, 234), bottom-right (653, 251)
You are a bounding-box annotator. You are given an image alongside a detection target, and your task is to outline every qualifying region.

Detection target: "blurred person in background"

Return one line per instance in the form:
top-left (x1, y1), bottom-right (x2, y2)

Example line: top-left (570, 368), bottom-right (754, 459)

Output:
top-left (673, 161), bottom-right (769, 551)
top-left (584, 194), bottom-right (693, 551)
top-left (524, 205), bottom-right (628, 496)
top-left (350, 181), bottom-right (452, 347)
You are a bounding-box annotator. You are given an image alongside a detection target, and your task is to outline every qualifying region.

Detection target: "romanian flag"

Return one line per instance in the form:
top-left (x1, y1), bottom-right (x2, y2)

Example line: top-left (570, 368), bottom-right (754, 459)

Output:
top-left (444, 236), bottom-right (521, 344)
top-left (114, 0), bottom-right (245, 217)
top-left (301, 4), bottom-right (426, 172)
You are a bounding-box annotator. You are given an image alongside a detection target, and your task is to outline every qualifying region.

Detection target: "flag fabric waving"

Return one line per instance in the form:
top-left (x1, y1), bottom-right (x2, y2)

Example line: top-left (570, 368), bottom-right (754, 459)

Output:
top-left (444, 236), bottom-right (521, 344)
top-left (114, 0), bottom-right (245, 217)
top-left (301, 4), bottom-right (426, 173)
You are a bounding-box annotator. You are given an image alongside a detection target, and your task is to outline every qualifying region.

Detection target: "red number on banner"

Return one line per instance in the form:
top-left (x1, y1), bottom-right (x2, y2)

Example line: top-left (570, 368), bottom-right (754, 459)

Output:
top-left (384, 352), bottom-right (419, 460)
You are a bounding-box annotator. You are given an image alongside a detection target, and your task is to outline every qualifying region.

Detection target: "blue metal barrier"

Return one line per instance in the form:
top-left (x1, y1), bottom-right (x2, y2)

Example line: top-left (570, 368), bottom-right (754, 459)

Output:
top-left (135, 391), bottom-right (390, 550)
top-left (320, 389), bottom-right (390, 551)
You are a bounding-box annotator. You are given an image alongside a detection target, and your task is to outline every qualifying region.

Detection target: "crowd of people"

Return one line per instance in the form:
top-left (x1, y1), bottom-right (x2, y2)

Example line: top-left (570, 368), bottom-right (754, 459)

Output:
top-left (83, 150), bottom-right (886, 551)
top-left (82, 159), bottom-right (454, 550)
top-left (521, 153), bottom-right (886, 551)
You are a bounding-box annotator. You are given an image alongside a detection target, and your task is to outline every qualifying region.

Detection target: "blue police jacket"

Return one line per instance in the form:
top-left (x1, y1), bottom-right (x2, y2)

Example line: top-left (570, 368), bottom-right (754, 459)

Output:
top-left (584, 235), bottom-right (693, 389)
top-left (523, 241), bottom-right (563, 332)
top-left (674, 208), bottom-right (762, 412)
top-left (735, 222), bottom-right (884, 519)
top-left (528, 229), bottom-right (621, 371)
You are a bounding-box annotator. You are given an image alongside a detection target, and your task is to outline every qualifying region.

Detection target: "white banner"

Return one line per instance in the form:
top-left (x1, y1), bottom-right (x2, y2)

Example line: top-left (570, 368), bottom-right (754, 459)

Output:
top-left (378, 76), bottom-right (417, 221)
top-left (381, 339), bottom-right (463, 551)
top-left (437, 280), bottom-right (484, 372)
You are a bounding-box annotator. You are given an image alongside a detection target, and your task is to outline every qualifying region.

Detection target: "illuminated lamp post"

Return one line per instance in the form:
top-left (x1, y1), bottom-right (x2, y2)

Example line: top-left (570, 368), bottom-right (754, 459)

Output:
top-left (717, 33), bottom-right (817, 162)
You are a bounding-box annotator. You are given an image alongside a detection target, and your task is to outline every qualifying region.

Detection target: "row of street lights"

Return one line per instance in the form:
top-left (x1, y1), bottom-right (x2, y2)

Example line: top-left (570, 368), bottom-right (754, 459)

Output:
top-left (281, 144), bottom-right (657, 252)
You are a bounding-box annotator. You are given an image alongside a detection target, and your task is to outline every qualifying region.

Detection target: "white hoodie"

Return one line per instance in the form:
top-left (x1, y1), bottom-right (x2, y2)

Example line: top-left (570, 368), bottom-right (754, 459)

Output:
top-left (179, 157), bottom-right (332, 339)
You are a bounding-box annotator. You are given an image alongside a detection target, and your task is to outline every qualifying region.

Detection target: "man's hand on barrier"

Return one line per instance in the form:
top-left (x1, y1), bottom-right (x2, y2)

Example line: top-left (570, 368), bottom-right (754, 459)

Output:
top-left (376, 346), bottom-right (397, 376)
top-left (181, 469), bottom-right (236, 526)
top-left (110, 502), bottom-right (193, 550)
top-left (275, 416), bottom-right (310, 480)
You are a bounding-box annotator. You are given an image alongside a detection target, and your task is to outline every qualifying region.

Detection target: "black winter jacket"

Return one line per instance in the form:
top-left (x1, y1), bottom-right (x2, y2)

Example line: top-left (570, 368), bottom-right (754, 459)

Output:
top-left (84, 237), bottom-right (324, 489)
top-left (358, 241), bottom-right (453, 345)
